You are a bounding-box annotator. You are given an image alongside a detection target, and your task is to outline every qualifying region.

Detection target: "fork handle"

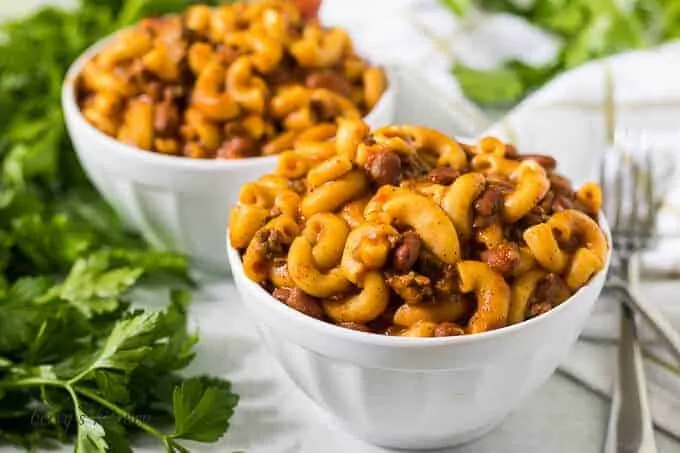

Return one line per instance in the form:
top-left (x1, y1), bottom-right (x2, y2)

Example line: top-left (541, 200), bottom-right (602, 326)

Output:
top-left (614, 304), bottom-right (658, 453)
top-left (609, 282), bottom-right (680, 364)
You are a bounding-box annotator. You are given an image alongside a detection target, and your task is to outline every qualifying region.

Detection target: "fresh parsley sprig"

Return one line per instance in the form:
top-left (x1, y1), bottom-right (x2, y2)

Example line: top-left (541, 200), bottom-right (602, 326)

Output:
top-left (0, 254), bottom-right (239, 452)
top-left (0, 0), bottom-right (237, 451)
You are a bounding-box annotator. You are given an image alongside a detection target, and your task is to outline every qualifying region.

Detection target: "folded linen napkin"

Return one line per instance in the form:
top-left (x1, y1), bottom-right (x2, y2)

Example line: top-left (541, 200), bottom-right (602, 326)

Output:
top-left (321, 1), bottom-right (680, 439)
top-left (480, 45), bottom-right (680, 345)
top-left (465, 43), bottom-right (680, 440)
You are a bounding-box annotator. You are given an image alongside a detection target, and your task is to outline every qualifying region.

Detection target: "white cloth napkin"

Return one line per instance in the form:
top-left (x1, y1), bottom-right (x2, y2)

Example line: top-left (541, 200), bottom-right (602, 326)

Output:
top-left (480, 43), bottom-right (680, 339)
top-left (470, 43), bottom-right (680, 441)
top-left (322, 0), bottom-right (680, 439)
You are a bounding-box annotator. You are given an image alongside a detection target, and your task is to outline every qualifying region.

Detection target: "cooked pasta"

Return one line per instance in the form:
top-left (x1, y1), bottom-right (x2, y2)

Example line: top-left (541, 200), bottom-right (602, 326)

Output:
top-left (76, 0), bottom-right (387, 159)
top-left (229, 119), bottom-right (609, 337)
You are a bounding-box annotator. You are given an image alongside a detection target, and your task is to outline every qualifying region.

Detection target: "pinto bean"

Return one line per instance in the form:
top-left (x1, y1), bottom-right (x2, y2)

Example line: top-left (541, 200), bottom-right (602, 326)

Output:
top-left (393, 232), bottom-right (421, 273)
top-left (485, 176), bottom-right (514, 192)
top-left (273, 287), bottom-right (324, 319)
top-left (527, 301), bottom-right (552, 319)
top-left (516, 154), bottom-right (557, 170)
top-left (474, 186), bottom-right (503, 217)
top-left (538, 190), bottom-right (555, 212)
top-left (480, 242), bottom-right (520, 276)
top-left (272, 287), bottom-right (291, 302)
top-left (552, 194), bottom-right (575, 212)
top-left (154, 101), bottom-right (180, 136)
top-left (217, 136), bottom-right (257, 159)
top-left (549, 173), bottom-right (573, 194)
top-left (366, 150), bottom-right (402, 186)
top-left (534, 274), bottom-right (571, 307)
top-left (427, 167), bottom-right (460, 185)
top-left (434, 322), bottom-right (465, 337)
top-left (305, 71), bottom-right (352, 97)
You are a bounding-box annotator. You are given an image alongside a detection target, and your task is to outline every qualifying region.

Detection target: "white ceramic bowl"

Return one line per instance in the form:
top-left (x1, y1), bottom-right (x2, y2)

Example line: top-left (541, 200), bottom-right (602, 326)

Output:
top-left (62, 33), bottom-right (397, 273)
top-left (226, 222), bottom-right (611, 450)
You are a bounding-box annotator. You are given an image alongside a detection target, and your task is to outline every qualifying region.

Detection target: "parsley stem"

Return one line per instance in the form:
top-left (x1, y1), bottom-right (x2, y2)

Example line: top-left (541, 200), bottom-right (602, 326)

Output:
top-left (74, 386), bottom-right (191, 451)
top-left (74, 386), bottom-right (169, 442)
top-left (64, 384), bottom-right (87, 434)
top-left (0, 377), bottom-right (65, 389)
top-left (67, 369), bottom-right (92, 386)
top-left (0, 378), bottom-right (189, 451)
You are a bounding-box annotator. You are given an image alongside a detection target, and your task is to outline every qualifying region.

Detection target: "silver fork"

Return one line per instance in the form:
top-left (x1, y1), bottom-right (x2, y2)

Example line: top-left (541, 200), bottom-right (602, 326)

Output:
top-left (600, 145), bottom-right (659, 453)
top-left (602, 133), bottom-right (680, 364)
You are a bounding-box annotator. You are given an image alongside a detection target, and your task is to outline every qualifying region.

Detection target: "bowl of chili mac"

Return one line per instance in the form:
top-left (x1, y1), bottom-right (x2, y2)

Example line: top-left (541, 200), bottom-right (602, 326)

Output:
top-left (61, 0), bottom-right (395, 271)
top-left (227, 119), bottom-right (611, 449)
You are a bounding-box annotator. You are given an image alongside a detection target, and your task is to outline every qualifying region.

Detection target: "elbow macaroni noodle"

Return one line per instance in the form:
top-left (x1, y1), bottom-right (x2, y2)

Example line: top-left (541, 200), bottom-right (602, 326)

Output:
top-left (229, 119), bottom-right (609, 337)
top-left (457, 260), bottom-right (511, 334)
top-left (379, 189), bottom-right (461, 265)
top-left (76, 0), bottom-right (387, 159)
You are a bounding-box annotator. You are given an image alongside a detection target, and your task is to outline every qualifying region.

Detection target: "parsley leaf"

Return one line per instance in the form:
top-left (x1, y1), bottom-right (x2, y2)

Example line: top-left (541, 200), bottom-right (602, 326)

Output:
top-left (0, 303), bottom-right (44, 354)
top-left (452, 64), bottom-right (526, 107)
top-left (142, 290), bottom-right (198, 373)
top-left (24, 305), bottom-right (91, 365)
top-left (75, 413), bottom-right (109, 453)
top-left (10, 214), bottom-right (95, 273)
top-left (98, 417), bottom-right (132, 453)
top-left (171, 377), bottom-right (239, 443)
top-left (0, 278), bottom-right (53, 353)
top-left (84, 313), bottom-right (159, 374)
top-left (53, 253), bottom-right (143, 317)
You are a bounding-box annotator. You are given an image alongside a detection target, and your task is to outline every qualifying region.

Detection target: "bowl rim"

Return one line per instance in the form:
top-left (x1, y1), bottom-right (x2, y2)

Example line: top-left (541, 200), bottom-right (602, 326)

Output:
top-left (226, 215), bottom-right (612, 349)
top-left (61, 28), bottom-right (395, 172)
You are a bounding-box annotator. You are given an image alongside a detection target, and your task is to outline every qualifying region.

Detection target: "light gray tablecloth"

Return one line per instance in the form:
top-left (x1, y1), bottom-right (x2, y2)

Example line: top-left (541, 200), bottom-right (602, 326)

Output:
top-left (120, 283), bottom-right (680, 453)
top-left (184, 283), bottom-right (680, 453)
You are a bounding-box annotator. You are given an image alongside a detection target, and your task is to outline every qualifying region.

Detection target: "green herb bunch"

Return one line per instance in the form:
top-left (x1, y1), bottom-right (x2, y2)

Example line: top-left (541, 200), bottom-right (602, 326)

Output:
top-left (442, 0), bottom-right (680, 106)
top-left (0, 0), bottom-right (238, 451)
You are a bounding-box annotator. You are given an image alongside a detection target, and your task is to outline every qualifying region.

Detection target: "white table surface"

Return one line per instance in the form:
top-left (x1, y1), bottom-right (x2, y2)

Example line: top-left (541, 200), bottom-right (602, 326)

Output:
top-left (90, 283), bottom-right (680, 452)
top-left (1, 2), bottom-right (679, 452)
